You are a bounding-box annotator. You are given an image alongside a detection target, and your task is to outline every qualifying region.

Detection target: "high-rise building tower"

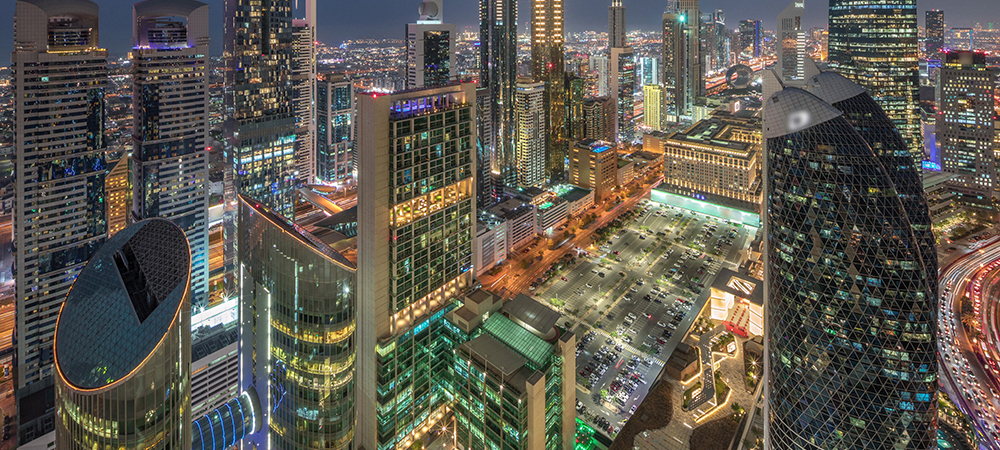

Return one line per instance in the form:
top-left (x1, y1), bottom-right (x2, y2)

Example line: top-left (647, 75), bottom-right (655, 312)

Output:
top-left (476, 86), bottom-right (495, 207)
top-left (926, 10), bottom-right (945, 57)
top-left (516, 78), bottom-right (547, 187)
top-left (776, 1), bottom-right (805, 82)
top-left (317, 73), bottom-right (355, 183)
top-left (829, 0), bottom-right (923, 163)
top-left (662, 3), bottom-right (686, 119)
top-left (680, 0), bottom-right (702, 102)
top-left (609, 0), bottom-right (626, 48)
top-left (356, 83), bottom-right (477, 450)
top-left (610, 47), bottom-right (636, 142)
top-left (225, 0), bottom-right (298, 219)
top-left (237, 195), bottom-right (357, 450)
top-left (12, 0), bottom-right (108, 439)
top-left (938, 51), bottom-right (997, 203)
top-left (764, 82), bottom-right (937, 450)
top-left (702, 10), bottom-right (729, 74)
top-left (292, 1), bottom-right (317, 184)
top-left (531, 0), bottom-right (566, 183)
top-left (643, 84), bottom-right (663, 130)
top-left (106, 157), bottom-right (131, 237)
top-left (131, 0), bottom-right (211, 310)
top-left (55, 218), bottom-right (192, 449)
top-left (739, 19), bottom-right (762, 59)
top-left (407, 0), bottom-right (457, 88)
top-left (480, 0), bottom-right (518, 194)
top-left (565, 74), bottom-right (587, 141)
top-left (638, 56), bottom-right (660, 86)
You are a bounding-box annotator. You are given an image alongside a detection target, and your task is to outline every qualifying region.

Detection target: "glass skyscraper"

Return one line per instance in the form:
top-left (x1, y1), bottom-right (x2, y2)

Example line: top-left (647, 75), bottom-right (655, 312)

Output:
top-left (55, 219), bottom-right (192, 450)
top-left (531, 0), bottom-right (566, 183)
top-left (925, 10), bottom-right (945, 57)
top-left (828, 0), bottom-right (923, 164)
top-left (764, 83), bottom-right (937, 449)
top-left (480, 0), bottom-right (518, 194)
top-left (317, 74), bottom-right (356, 183)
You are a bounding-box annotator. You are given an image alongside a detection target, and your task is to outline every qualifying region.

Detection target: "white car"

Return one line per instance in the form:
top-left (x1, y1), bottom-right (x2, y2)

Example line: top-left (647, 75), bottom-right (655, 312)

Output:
top-left (657, 322), bottom-right (667, 327)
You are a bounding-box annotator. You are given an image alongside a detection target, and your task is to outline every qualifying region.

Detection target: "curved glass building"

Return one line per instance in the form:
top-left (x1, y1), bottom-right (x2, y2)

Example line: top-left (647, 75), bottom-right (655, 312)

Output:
top-left (764, 87), bottom-right (937, 449)
top-left (238, 194), bottom-right (356, 450)
top-left (55, 218), bottom-right (192, 450)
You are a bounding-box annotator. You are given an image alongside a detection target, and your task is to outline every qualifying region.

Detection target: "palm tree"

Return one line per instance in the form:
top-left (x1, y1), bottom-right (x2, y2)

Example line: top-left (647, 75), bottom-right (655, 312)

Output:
top-left (961, 312), bottom-right (979, 329)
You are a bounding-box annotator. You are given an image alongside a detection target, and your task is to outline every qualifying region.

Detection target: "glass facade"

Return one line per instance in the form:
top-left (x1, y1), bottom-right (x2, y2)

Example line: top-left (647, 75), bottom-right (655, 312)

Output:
top-left (739, 19), bottom-right (762, 59)
top-left (238, 196), bottom-right (357, 450)
top-left (480, 0), bottom-right (518, 192)
top-left (937, 52), bottom-right (995, 202)
top-left (612, 48), bottom-right (635, 143)
top-left (225, 0), bottom-right (298, 219)
top-left (530, 0), bottom-right (566, 183)
top-left (317, 75), bottom-right (355, 183)
top-left (925, 11), bottom-right (944, 57)
top-left (764, 88), bottom-right (937, 449)
top-left (422, 30), bottom-right (452, 87)
top-left (828, 0), bottom-right (924, 164)
top-left (55, 219), bottom-right (192, 450)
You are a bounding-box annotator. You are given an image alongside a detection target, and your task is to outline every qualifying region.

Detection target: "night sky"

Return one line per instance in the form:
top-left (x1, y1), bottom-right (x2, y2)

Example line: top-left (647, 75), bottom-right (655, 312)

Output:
top-left (0, 0), bottom-right (996, 64)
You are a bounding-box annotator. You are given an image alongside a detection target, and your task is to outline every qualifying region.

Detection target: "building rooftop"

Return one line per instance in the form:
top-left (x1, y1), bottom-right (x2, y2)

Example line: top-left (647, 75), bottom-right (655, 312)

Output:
top-left (711, 268), bottom-right (763, 307)
top-left (55, 219), bottom-right (190, 390)
top-left (459, 334), bottom-right (528, 378)
top-left (503, 294), bottom-right (561, 336)
top-left (482, 315), bottom-right (553, 369)
top-left (489, 199), bottom-right (534, 221)
top-left (551, 184), bottom-right (592, 203)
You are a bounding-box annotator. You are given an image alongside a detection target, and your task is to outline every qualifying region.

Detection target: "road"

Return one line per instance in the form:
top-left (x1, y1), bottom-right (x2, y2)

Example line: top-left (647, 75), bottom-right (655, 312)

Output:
top-left (938, 240), bottom-right (1000, 446)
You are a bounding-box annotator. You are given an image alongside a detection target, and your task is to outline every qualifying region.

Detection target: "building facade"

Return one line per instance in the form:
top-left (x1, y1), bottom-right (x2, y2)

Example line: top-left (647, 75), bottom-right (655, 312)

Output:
top-left (516, 79), bottom-right (547, 188)
top-left (643, 84), bottom-right (662, 130)
top-left (764, 86), bottom-right (937, 450)
top-left (662, 7), bottom-right (687, 119)
top-left (569, 140), bottom-right (618, 202)
top-left (292, 3), bottom-right (317, 184)
top-left (739, 19), bottom-right (762, 59)
top-left (530, 0), bottom-right (566, 183)
top-left (317, 74), bottom-right (355, 183)
top-left (938, 51), bottom-right (997, 203)
top-left (828, 0), bottom-right (923, 163)
top-left (407, 0), bottom-right (456, 89)
top-left (480, 0), bottom-right (518, 192)
top-left (582, 97), bottom-right (616, 142)
top-left (610, 47), bottom-right (636, 142)
top-left (12, 1), bottom-right (109, 438)
top-left (238, 195), bottom-right (357, 450)
top-left (106, 157), bottom-right (131, 237)
top-left (475, 211), bottom-right (508, 277)
top-left (489, 199), bottom-right (538, 253)
top-left (225, 0), bottom-right (298, 218)
top-left (776, 1), bottom-right (805, 83)
top-left (131, 0), bottom-right (211, 309)
top-left (55, 219), bottom-right (191, 450)
top-left (356, 83), bottom-right (477, 450)
top-left (608, 0), bottom-right (626, 49)
top-left (926, 10), bottom-right (945, 58)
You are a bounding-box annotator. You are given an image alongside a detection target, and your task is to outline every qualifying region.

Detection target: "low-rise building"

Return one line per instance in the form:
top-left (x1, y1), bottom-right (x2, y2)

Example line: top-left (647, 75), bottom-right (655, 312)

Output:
top-left (923, 172), bottom-right (960, 220)
top-left (475, 211), bottom-right (508, 276)
top-left (569, 139), bottom-right (619, 202)
top-left (665, 340), bottom-right (699, 381)
top-left (709, 269), bottom-right (763, 338)
top-left (489, 199), bottom-right (537, 252)
top-left (617, 158), bottom-right (635, 186)
top-left (536, 196), bottom-right (569, 234)
top-left (551, 184), bottom-right (594, 217)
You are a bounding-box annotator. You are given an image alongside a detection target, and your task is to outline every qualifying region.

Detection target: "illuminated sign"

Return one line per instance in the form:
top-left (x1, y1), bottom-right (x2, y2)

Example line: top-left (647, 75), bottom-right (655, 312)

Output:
top-left (727, 277), bottom-right (756, 296)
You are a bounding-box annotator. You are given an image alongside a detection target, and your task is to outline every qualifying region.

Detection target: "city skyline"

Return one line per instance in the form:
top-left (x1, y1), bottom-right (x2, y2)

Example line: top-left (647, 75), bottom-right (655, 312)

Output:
top-left (0, 0), bottom-right (995, 64)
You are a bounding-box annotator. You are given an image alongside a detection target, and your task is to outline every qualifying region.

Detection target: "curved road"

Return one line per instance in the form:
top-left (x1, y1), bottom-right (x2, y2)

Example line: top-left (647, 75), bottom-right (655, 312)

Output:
top-left (939, 242), bottom-right (1000, 446)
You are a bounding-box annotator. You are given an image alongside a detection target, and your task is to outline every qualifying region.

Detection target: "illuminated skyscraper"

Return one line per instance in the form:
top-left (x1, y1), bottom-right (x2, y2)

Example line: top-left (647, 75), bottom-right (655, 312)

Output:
top-left (225, 0), bottom-right (298, 219)
top-left (131, 0), bottom-right (211, 310)
top-left (292, 1), bottom-right (317, 184)
top-left (828, 0), bottom-right (923, 163)
top-left (610, 47), bottom-right (636, 142)
top-left (776, 1), bottom-right (805, 82)
top-left (356, 83), bottom-right (476, 450)
top-left (662, 4), bottom-right (686, 119)
top-left (680, 0), bottom-right (702, 101)
top-left (12, 0), bottom-right (108, 439)
top-left (516, 78), bottom-right (547, 187)
top-left (638, 56), bottom-right (660, 86)
top-left (480, 0), bottom-right (518, 193)
top-left (237, 195), bottom-right (357, 450)
top-left (55, 219), bottom-right (192, 450)
top-left (105, 157), bottom-right (131, 237)
top-left (764, 81), bottom-right (937, 450)
top-left (407, 0), bottom-right (457, 88)
top-left (739, 19), bottom-right (762, 59)
top-left (938, 51), bottom-right (996, 203)
top-left (926, 10), bottom-right (945, 57)
top-left (531, 0), bottom-right (566, 182)
top-left (609, 0), bottom-right (626, 48)
top-left (317, 74), bottom-right (355, 183)
top-left (643, 84), bottom-right (662, 130)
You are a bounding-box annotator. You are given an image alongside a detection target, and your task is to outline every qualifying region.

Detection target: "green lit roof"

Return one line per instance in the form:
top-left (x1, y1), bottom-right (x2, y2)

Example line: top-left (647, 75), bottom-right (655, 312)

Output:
top-left (482, 315), bottom-right (553, 368)
top-left (539, 201), bottom-right (554, 210)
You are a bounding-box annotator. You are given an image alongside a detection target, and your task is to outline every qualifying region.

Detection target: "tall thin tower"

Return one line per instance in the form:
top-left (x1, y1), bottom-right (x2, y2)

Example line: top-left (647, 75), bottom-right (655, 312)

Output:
top-left (12, 0), bottom-right (108, 439)
top-left (225, 0), bottom-right (298, 219)
top-left (480, 0), bottom-right (518, 195)
top-left (829, 0), bottom-right (923, 164)
top-left (292, 0), bottom-right (317, 184)
top-left (608, 0), bottom-right (635, 142)
top-left (775, 1), bottom-right (805, 82)
top-left (131, 0), bottom-right (211, 310)
top-left (609, 0), bottom-right (626, 48)
top-left (407, 0), bottom-right (457, 88)
top-left (531, 0), bottom-right (565, 183)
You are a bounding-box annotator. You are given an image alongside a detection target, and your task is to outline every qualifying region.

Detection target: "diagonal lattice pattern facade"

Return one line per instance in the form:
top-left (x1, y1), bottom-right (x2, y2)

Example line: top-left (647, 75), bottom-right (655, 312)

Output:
top-left (765, 88), bottom-right (937, 449)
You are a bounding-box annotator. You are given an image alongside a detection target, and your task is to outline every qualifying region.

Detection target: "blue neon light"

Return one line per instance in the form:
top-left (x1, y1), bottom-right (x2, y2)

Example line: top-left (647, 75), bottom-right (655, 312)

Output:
top-left (922, 160), bottom-right (941, 172)
top-left (217, 408), bottom-right (225, 450)
top-left (226, 403), bottom-right (237, 447)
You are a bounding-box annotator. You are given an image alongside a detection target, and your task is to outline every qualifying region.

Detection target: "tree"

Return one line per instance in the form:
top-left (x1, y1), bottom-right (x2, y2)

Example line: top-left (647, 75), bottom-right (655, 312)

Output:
top-left (411, 441), bottom-right (423, 450)
top-left (961, 312), bottom-right (978, 329)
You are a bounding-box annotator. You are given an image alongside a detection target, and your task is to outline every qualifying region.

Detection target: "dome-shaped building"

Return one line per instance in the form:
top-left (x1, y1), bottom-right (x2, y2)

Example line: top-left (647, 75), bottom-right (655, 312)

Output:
top-left (55, 218), bottom-right (192, 450)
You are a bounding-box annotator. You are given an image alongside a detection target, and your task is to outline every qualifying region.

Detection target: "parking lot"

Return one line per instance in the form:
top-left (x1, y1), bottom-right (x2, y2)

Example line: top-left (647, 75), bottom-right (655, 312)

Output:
top-left (537, 199), bottom-right (755, 438)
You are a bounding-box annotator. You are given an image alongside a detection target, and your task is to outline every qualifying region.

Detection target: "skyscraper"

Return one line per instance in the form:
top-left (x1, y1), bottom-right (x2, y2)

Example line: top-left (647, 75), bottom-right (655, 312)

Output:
top-left (407, 0), bottom-right (457, 88)
top-left (317, 73), bottom-right (355, 183)
top-left (938, 51), bottom-right (996, 203)
top-left (516, 78), bottom-right (547, 187)
top-left (225, 0), bottom-right (298, 219)
top-left (238, 195), bottom-right (357, 450)
top-left (764, 82), bottom-right (937, 450)
top-left (829, 0), bottom-right (923, 163)
top-left (662, 4), bottom-right (686, 119)
top-left (702, 10), bottom-right (730, 74)
top-left (638, 56), bottom-right (660, 86)
top-left (776, 1), bottom-right (805, 82)
top-left (609, 0), bottom-right (626, 48)
top-left (680, 0), bottom-right (702, 102)
top-left (356, 83), bottom-right (476, 450)
top-left (643, 84), bottom-right (663, 130)
top-left (739, 19), bottom-right (762, 59)
top-left (292, 1), bottom-right (317, 184)
top-left (131, 0), bottom-right (211, 310)
top-left (480, 0), bottom-right (518, 193)
top-left (55, 218), bottom-right (192, 449)
top-left (530, 0), bottom-right (566, 183)
top-left (12, 0), bottom-right (108, 439)
top-left (926, 10), bottom-right (945, 57)
top-left (476, 86), bottom-right (495, 207)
